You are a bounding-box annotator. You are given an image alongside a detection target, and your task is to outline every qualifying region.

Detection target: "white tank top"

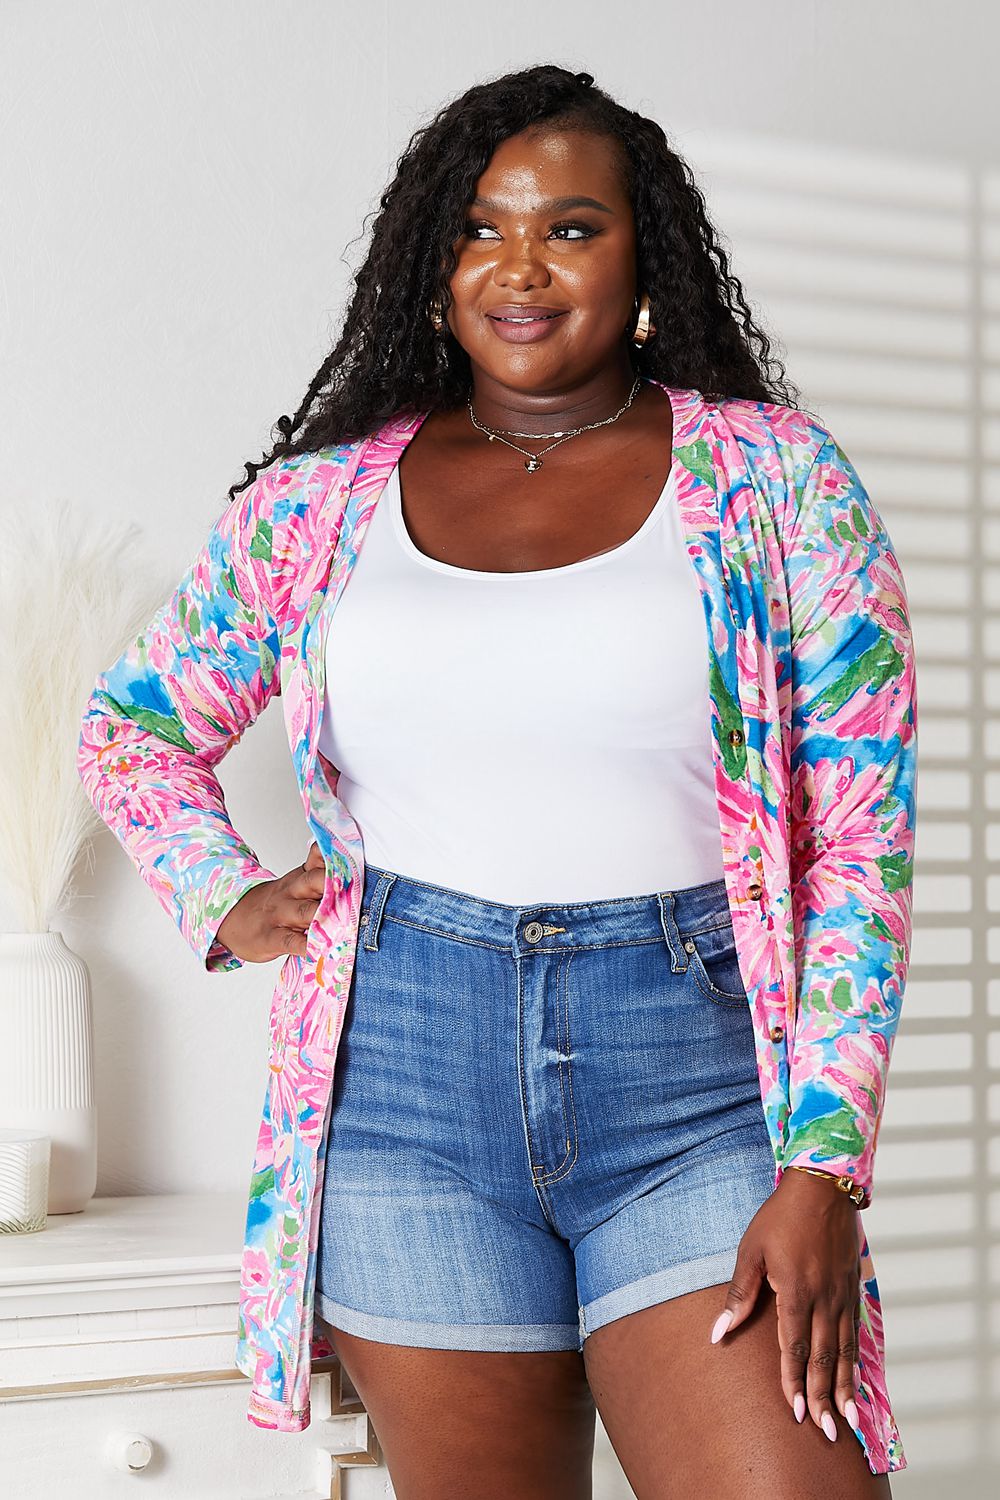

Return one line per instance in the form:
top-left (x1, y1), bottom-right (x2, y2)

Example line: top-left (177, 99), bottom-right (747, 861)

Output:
top-left (319, 461), bottom-right (725, 904)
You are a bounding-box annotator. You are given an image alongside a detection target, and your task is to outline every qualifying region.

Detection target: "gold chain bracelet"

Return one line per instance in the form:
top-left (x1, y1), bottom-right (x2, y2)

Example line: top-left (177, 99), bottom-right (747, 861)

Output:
top-left (784, 1165), bottom-right (868, 1208)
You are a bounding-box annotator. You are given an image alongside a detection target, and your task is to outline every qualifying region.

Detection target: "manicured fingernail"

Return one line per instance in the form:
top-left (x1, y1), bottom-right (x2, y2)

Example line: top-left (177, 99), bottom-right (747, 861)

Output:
top-left (853, 1361), bottom-right (862, 1388)
top-left (845, 1398), bottom-right (860, 1430)
top-left (821, 1412), bottom-right (837, 1442)
top-left (710, 1310), bottom-right (734, 1344)
top-left (793, 1392), bottom-right (806, 1423)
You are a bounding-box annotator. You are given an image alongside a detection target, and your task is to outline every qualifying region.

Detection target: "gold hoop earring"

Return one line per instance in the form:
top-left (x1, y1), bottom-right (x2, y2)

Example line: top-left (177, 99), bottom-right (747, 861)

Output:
top-left (631, 291), bottom-right (656, 347)
top-left (428, 296), bottom-right (445, 334)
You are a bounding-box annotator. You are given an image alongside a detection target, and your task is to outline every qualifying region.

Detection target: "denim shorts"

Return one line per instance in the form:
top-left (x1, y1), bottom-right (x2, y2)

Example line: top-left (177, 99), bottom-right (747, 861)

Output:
top-left (314, 863), bottom-right (778, 1352)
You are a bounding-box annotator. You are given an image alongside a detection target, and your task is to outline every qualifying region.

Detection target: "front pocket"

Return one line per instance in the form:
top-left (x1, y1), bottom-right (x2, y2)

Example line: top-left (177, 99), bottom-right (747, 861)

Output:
top-left (684, 920), bottom-right (748, 1007)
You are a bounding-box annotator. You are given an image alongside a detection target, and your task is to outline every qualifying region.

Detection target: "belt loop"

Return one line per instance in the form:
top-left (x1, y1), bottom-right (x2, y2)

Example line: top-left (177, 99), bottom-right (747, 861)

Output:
top-left (657, 891), bottom-right (687, 974)
top-left (362, 870), bottom-right (396, 951)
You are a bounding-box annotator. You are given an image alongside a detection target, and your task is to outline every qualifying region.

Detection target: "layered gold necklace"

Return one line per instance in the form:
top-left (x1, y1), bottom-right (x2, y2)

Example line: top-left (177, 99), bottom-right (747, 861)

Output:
top-left (467, 377), bottom-right (641, 473)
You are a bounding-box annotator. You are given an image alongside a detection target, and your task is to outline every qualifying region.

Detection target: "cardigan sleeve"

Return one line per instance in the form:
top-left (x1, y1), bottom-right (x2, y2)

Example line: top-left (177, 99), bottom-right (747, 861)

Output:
top-left (779, 433), bottom-right (918, 1205)
top-left (76, 470), bottom-right (284, 973)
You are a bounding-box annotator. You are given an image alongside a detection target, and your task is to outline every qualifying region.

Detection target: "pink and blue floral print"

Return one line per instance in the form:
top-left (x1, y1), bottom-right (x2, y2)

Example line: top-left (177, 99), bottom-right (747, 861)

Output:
top-left (77, 382), bottom-right (916, 1473)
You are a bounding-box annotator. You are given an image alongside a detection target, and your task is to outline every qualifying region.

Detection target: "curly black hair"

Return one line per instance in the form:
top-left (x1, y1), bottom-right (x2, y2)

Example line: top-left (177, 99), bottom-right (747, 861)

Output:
top-left (228, 63), bottom-right (803, 501)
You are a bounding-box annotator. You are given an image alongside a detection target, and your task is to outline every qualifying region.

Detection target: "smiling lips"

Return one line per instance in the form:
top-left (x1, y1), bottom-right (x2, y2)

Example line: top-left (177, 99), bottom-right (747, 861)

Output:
top-left (485, 304), bottom-right (568, 344)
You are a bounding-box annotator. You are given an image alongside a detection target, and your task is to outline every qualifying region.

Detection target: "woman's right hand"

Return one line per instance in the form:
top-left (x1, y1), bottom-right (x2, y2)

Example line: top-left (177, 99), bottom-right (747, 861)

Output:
top-left (215, 842), bottom-right (328, 963)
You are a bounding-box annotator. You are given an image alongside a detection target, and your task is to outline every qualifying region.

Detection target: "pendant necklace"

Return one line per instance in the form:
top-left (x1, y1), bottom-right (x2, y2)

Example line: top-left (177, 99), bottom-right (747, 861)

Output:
top-left (467, 376), bottom-right (641, 473)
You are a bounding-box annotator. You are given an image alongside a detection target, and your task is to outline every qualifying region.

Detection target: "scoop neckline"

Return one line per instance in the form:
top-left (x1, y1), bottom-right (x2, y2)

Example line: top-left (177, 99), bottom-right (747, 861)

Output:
top-left (389, 453), bottom-right (678, 581)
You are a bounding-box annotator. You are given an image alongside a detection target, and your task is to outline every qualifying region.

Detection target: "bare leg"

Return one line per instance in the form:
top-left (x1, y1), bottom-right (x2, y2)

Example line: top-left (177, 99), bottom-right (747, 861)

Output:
top-left (582, 1281), bottom-right (892, 1500)
top-left (319, 1318), bottom-right (597, 1500)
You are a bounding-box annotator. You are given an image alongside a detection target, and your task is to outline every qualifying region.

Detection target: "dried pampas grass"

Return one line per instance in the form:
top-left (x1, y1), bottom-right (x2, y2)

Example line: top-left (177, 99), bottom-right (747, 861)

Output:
top-left (0, 496), bottom-right (169, 932)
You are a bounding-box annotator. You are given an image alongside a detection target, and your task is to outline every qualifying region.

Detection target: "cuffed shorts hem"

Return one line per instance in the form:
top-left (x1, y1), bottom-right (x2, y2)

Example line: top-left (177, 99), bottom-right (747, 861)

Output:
top-left (578, 1245), bottom-right (738, 1338)
top-left (317, 1244), bottom-right (740, 1355)
top-left (316, 1290), bottom-right (582, 1352)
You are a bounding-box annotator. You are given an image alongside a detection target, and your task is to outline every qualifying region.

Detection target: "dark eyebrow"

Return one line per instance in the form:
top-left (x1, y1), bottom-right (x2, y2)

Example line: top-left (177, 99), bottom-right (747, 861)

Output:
top-left (470, 194), bottom-right (614, 216)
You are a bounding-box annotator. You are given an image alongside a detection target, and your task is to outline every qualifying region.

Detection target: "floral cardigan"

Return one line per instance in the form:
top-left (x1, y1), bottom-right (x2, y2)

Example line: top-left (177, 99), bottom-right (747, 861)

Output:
top-left (77, 382), bottom-right (917, 1475)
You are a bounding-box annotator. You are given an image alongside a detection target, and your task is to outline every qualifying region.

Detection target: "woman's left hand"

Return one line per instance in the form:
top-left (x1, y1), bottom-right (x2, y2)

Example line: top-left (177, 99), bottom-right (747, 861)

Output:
top-left (708, 1168), bottom-right (863, 1440)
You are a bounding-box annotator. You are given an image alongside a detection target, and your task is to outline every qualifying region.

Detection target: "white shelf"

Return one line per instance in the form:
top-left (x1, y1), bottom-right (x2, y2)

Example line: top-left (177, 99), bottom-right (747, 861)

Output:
top-left (0, 1191), bottom-right (248, 1285)
top-left (0, 1192), bottom-right (385, 1499)
top-left (0, 1193), bottom-right (249, 1394)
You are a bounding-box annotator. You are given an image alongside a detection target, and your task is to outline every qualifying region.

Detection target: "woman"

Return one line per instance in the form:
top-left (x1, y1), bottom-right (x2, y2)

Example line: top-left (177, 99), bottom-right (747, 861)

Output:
top-left (77, 64), bottom-right (916, 1498)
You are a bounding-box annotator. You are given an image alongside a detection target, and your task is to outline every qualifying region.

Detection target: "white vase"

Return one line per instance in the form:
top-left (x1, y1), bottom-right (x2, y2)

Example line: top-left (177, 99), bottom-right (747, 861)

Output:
top-left (0, 931), bottom-right (97, 1214)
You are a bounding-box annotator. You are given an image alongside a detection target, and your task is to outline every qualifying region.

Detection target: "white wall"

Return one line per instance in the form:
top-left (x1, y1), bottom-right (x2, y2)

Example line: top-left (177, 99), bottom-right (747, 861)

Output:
top-left (2, 2), bottom-right (997, 1494)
